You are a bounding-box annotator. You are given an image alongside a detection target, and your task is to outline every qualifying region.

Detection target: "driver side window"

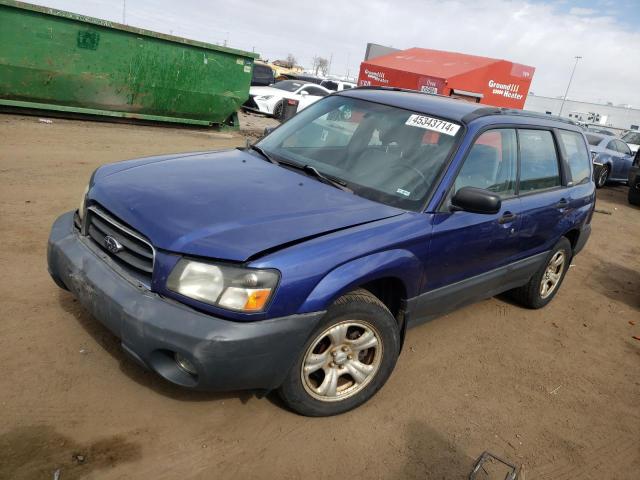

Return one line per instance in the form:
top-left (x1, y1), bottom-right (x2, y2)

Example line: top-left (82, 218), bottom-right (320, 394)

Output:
top-left (454, 129), bottom-right (518, 198)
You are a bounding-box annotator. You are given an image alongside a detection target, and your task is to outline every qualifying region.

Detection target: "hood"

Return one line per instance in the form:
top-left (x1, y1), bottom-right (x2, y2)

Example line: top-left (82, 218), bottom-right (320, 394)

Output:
top-left (249, 86), bottom-right (282, 97)
top-left (89, 149), bottom-right (403, 261)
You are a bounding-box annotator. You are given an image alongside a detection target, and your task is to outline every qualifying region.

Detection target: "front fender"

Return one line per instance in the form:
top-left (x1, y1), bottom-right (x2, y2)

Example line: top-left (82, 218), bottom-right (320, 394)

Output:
top-left (298, 249), bottom-right (423, 313)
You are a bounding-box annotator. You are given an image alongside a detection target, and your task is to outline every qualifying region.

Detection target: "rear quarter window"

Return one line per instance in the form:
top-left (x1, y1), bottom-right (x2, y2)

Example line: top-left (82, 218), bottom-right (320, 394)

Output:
top-left (558, 130), bottom-right (591, 185)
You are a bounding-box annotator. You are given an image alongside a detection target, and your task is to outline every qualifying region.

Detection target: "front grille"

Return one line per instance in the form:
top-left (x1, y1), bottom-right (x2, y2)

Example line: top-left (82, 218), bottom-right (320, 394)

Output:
top-left (85, 206), bottom-right (154, 276)
top-left (243, 95), bottom-right (258, 109)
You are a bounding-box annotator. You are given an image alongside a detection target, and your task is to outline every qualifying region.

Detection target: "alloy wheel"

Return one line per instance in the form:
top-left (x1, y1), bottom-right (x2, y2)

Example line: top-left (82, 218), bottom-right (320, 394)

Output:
top-left (301, 320), bottom-right (383, 402)
top-left (540, 250), bottom-right (566, 299)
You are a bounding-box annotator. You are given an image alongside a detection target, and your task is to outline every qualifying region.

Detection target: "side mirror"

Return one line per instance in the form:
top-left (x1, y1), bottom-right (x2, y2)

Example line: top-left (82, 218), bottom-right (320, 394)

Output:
top-left (263, 127), bottom-right (275, 137)
top-left (451, 187), bottom-right (501, 214)
top-left (300, 91), bottom-right (309, 96)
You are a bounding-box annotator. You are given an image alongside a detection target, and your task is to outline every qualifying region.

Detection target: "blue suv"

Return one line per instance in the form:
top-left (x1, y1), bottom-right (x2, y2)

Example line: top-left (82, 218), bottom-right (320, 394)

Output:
top-left (48, 88), bottom-right (595, 416)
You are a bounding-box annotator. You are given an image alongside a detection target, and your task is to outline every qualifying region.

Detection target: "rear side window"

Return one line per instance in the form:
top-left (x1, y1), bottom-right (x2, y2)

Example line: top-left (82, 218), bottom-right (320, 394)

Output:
top-left (455, 129), bottom-right (517, 198)
top-left (615, 140), bottom-right (631, 155)
top-left (519, 130), bottom-right (561, 192)
top-left (558, 130), bottom-right (591, 185)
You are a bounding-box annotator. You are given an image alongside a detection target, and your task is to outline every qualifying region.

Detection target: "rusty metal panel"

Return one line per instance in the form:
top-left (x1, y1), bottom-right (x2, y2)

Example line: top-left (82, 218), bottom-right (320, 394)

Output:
top-left (0, 0), bottom-right (258, 126)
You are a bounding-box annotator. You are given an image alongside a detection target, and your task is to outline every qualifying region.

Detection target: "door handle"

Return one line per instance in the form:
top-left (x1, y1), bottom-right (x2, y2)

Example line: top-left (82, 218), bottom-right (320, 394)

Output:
top-left (555, 198), bottom-right (569, 209)
top-left (498, 212), bottom-right (517, 224)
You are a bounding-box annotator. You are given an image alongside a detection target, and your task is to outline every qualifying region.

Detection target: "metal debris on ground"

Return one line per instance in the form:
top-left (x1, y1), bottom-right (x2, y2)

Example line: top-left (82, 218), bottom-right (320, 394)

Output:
top-left (469, 451), bottom-right (519, 479)
top-left (594, 208), bottom-right (612, 215)
top-left (53, 469), bottom-right (61, 480)
top-left (38, 118), bottom-right (53, 124)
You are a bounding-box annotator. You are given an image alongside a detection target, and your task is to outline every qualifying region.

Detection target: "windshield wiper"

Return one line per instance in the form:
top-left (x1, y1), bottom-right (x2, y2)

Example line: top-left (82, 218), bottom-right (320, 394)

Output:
top-left (246, 146), bottom-right (351, 193)
top-left (300, 165), bottom-right (353, 193)
top-left (248, 144), bottom-right (279, 165)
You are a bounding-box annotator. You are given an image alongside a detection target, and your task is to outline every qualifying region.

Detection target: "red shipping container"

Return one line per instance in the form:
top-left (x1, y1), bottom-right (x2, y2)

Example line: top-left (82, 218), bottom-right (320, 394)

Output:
top-left (358, 48), bottom-right (535, 109)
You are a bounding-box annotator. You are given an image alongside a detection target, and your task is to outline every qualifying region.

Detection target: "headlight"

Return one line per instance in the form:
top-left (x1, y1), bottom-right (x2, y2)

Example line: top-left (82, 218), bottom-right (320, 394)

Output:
top-left (78, 184), bottom-right (90, 221)
top-left (256, 95), bottom-right (273, 100)
top-left (167, 259), bottom-right (279, 312)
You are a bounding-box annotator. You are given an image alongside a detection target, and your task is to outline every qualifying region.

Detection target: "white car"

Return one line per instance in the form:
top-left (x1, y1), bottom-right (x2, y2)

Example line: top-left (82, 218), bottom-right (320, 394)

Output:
top-left (621, 130), bottom-right (640, 153)
top-left (244, 80), bottom-right (331, 119)
top-left (320, 79), bottom-right (357, 92)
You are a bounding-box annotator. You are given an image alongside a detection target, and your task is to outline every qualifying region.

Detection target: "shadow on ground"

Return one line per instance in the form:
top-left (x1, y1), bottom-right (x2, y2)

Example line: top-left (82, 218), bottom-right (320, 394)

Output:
top-left (0, 425), bottom-right (141, 480)
top-left (58, 292), bottom-right (255, 404)
top-left (397, 421), bottom-right (474, 479)
top-left (587, 260), bottom-right (640, 311)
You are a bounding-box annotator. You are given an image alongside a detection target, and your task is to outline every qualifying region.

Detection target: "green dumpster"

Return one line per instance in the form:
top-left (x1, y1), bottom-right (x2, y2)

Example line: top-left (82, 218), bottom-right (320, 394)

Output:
top-left (0, 0), bottom-right (257, 127)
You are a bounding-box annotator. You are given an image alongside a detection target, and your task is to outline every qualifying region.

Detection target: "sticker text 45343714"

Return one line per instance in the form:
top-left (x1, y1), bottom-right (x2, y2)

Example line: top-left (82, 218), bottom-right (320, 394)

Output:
top-left (405, 114), bottom-right (461, 136)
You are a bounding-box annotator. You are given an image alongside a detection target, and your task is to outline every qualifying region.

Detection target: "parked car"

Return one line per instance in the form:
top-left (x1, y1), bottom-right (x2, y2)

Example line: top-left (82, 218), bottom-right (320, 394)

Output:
top-left (320, 79), bottom-right (357, 92)
top-left (585, 127), bottom-right (615, 136)
top-left (586, 133), bottom-right (635, 188)
top-left (243, 80), bottom-right (331, 119)
top-left (628, 148), bottom-right (640, 205)
top-left (48, 88), bottom-right (595, 416)
top-left (277, 73), bottom-right (325, 85)
top-left (250, 62), bottom-right (275, 87)
top-left (621, 130), bottom-right (640, 153)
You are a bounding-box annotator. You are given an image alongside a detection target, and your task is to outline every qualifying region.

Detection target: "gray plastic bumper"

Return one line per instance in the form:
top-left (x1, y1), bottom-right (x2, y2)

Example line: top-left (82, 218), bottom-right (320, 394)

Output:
top-left (47, 211), bottom-right (324, 391)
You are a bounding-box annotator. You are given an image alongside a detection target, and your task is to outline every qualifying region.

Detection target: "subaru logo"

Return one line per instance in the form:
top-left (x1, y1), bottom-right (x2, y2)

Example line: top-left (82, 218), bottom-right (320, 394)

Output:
top-left (103, 235), bottom-right (123, 254)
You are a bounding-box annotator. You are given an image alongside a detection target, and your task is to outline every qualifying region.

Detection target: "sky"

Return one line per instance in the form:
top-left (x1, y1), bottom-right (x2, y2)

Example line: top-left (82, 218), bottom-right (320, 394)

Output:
top-left (28, 0), bottom-right (640, 106)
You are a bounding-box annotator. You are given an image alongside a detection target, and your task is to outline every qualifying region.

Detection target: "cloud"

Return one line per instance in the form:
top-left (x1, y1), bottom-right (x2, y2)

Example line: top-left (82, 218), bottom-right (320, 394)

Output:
top-left (569, 7), bottom-right (597, 15)
top-left (24, 0), bottom-right (640, 106)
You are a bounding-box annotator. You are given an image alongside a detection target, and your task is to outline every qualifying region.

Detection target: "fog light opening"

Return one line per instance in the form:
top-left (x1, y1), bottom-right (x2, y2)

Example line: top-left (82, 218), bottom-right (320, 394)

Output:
top-left (174, 352), bottom-right (198, 376)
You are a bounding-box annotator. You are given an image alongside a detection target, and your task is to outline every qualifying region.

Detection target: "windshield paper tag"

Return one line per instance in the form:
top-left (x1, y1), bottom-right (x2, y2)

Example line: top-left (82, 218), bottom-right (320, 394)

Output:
top-left (405, 115), bottom-right (460, 136)
top-left (396, 188), bottom-right (411, 197)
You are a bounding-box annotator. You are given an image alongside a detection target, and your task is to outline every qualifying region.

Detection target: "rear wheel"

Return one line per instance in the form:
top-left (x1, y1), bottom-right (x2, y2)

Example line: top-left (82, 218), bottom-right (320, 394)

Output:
top-left (509, 237), bottom-right (572, 309)
top-left (279, 289), bottom-right (400, 416)
top-left (595, 165), bottom-right (609, 188)
top-left (272, 101), bottom-right (284, 120)
top-left (629, 178), bottom-right (640, 206)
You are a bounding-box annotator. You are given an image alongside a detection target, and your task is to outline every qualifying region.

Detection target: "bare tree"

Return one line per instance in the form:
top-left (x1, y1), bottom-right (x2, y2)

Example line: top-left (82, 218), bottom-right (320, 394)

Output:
top-left (285, 53), bottom-right (297, 68)
top-left (312, 56), bottom-right (329, 76)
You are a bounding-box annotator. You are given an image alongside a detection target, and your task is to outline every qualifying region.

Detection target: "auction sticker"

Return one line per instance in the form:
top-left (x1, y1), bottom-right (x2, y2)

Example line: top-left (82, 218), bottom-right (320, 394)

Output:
top-left (405, 115), bottom-right (460, 136)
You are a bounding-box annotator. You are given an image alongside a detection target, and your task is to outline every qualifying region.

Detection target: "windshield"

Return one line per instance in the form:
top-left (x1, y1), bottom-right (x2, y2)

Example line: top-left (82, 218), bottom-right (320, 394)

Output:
top-left (272, 80), bottom-right (304, 92)
top-left (621, 131), bottom-right (640, 145)
top-left (257, 95), bottom-right (462, 211)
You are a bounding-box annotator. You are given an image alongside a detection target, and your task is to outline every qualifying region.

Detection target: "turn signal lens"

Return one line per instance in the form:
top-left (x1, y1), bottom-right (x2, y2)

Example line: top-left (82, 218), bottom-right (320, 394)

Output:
top-left (218, 287), bottom-right (272, 312)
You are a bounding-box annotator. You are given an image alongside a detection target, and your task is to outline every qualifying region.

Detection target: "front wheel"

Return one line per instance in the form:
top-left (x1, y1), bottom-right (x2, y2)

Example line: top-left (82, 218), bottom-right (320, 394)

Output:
top-left (509, 237), bottom-right (572, 309)
top-left (279, 289), bottom-right (400, 416)
top-left (595, 165), bottom-right (609, 188)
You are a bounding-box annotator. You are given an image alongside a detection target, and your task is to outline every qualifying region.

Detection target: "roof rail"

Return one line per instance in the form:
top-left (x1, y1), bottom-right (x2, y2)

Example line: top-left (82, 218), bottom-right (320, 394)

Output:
top-left (463, 107), bottom-right (579, 126)
top-left (352, 85), bottom-right (448, 99)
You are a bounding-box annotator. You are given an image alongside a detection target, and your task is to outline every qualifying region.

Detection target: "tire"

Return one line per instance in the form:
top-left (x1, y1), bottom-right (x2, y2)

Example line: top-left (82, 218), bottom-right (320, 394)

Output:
top-left (595, 165), bottom-right (609, 188)
top-left (509, 237), bottom-right (572, 309)
top-left (278, 289), bottom-right (400, 416)
top-left (629, 180), bottom-right (640, 206)
top-left (272, 101), bottom-right (284, 120)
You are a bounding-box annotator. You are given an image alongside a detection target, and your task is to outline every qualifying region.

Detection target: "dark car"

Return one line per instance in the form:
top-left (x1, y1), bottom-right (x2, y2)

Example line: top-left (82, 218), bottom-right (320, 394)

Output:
top-left (586, 133), bottom-right (635, 188)
top-left (628, 148), bottom-right (640, 205)
top-left (250, 62), bottom-right (275, 87)
top-left (48, 88), bottom-right (595, 416)
top-left (277, 73), bottom-right (324, 85)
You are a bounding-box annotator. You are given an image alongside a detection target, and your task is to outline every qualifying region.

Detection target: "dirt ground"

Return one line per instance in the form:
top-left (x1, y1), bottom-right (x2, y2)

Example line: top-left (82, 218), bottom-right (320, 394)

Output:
top-left (1, 113), bottom-right (638, 480)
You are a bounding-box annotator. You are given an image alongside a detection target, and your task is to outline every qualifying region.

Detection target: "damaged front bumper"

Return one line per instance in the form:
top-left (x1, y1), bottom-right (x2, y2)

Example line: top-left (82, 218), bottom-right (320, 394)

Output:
top-left (47, 211), bottom-right (324, 392)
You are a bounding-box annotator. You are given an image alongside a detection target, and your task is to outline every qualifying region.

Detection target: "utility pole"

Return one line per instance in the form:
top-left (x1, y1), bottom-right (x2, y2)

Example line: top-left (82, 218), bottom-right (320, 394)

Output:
top-left (558, 56), bottom-right (581, 117)
top-left (122, 0), bottom-right (126, 24)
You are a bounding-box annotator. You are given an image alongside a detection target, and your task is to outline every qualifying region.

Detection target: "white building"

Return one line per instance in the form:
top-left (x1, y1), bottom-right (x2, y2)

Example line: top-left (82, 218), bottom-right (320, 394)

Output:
top-left (524, 94), bottom-right (640, 132)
